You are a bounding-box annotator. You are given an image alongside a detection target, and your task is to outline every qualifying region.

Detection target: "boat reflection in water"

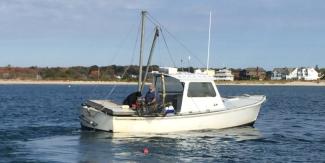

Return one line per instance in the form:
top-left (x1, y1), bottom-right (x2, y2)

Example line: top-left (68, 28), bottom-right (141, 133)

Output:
top-left (79, 126), bottom-right (262, 141)
top-left (77, 126), bottom-right (263, 162)
top-left (20, 126), bottom-right (262, 162)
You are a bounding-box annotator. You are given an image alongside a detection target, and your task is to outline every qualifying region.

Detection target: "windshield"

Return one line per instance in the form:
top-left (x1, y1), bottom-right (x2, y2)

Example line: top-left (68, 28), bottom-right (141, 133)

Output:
top-left (155, 76), bottom-right (184, 94)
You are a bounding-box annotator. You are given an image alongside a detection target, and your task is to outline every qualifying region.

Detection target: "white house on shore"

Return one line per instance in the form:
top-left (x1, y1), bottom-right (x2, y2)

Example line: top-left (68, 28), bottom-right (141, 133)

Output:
top-left (271, 67), bottom-right (320, 80)
top-left (215, 69), bottom-right (234, 81)
top-left (297, 67), bottom-right (319, 80)
top-left (271, 68), bottom-right (297, 80)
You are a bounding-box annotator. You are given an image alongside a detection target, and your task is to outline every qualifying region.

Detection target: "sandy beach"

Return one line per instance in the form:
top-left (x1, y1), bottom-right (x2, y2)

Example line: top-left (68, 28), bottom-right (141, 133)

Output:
top-left (0, 79), bottom-right (324, 86)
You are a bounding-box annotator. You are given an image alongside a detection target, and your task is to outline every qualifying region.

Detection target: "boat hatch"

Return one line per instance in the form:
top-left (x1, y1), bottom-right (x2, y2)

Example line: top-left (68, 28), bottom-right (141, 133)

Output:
top-left (85, 100), bottom-right (137, 116)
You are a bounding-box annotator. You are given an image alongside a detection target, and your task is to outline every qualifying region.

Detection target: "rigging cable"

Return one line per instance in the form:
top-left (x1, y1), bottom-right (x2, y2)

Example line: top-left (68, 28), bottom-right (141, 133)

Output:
top-left (104, 17), bottom-right (141, 99)
top-left (105, 18), bottom-right (161, 98)
top-left (160, 29), bottom-right (176, 67)
top-left (145, 16), bottom-right (176, 67)
top-left (146, 13), bottom-right (205, 67)
top-left (86, 17), bottom-right (140, 100)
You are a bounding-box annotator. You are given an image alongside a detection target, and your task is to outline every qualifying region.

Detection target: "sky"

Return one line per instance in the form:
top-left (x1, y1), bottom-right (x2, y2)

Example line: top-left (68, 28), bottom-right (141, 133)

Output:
top-left (0, 0), bottom-right (324, 70)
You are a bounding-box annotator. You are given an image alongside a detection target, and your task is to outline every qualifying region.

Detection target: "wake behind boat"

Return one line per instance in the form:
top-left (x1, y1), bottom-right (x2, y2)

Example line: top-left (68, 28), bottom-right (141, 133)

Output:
top-left (80, 11), bottom-right (266, 133)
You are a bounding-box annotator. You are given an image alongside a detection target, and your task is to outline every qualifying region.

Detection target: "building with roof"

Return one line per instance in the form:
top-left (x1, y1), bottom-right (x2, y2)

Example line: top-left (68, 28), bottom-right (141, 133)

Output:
top-left (230, 69), bottom-right (241, 80)
top-left (240, 67), bottom-right (266, 80)
top-left (215, 69), bottom-right (234, 81)
top-left (271, 68), bottom-right (297, 80)
top-left (297, 67), bottom-right (320, 80)
top-left (271, 67), bottom-right (320, 80)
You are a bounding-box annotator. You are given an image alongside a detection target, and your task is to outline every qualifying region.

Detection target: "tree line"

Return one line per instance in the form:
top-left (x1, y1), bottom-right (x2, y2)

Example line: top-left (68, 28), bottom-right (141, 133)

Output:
top-left (0, 65), bottom-right (159, 81)
top-left (0, 65), bottom-right (324, 81)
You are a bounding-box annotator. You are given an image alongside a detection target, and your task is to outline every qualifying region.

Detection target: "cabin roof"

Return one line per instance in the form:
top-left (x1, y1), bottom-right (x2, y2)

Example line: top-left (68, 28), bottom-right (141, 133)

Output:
top-left (273, 68), bottom-right (296, 74)
top-left (165, 72), bottom-right (216, 82)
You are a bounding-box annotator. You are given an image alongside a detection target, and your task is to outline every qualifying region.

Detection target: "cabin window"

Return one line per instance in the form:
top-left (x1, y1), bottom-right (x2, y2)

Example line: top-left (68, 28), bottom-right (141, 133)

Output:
top-left (155, 75), bottom-right (184, 113)
top-left (187, 82), bottom-right (216, 97)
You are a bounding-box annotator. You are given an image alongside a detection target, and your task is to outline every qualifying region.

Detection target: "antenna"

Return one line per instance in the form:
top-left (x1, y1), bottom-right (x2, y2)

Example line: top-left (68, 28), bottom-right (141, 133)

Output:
top-left (206, 11), bottom-right (212, 72)
top-left (188, 55), bottom-right (191, 72)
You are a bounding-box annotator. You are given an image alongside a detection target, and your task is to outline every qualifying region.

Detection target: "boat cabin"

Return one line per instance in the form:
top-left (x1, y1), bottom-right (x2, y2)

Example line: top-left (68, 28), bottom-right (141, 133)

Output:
top-left (152, 72), bottom-right (226, 114)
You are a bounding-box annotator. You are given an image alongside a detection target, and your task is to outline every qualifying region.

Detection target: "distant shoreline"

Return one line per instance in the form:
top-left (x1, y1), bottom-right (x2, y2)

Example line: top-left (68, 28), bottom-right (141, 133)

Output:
top-left (0, 79), bottom-right (324, 86)
top-left (216, 80), bottom-right (325, 86)
top-left (0, 79), bottom-right (138, 85)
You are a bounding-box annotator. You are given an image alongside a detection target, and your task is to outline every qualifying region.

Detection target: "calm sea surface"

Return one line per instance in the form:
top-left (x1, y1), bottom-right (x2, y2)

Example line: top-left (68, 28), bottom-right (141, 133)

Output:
top-left (0, 85), bottom-right (325, 162)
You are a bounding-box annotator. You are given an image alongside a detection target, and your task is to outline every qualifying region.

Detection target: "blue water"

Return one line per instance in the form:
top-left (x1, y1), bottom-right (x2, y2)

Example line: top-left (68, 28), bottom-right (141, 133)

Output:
top-left (0, 85), bottom-right (325, 162)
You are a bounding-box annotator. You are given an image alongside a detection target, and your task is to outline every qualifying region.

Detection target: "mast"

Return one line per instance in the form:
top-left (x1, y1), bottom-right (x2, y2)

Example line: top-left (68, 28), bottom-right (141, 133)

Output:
top-left (141, 26), bottom-right (159, 92)
top-left (206, 11), bottom-right (212, 72)
top-left (138, 11), bottom-right (147, 92)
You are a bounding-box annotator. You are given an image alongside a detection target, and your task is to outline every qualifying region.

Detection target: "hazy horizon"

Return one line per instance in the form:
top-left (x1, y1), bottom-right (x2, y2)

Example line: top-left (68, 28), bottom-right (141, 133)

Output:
top-left (1, 0), bottom-right (324, 70)
top-left (1, 64), bottom-right (323, 72)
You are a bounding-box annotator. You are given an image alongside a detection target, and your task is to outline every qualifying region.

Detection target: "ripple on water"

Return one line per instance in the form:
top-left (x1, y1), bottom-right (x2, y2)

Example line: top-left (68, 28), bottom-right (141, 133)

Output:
top-left (1, 85), bottom-right (325, 162)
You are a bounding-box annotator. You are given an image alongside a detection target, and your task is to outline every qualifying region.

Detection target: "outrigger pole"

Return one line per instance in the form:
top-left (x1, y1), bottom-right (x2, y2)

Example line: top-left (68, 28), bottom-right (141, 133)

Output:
top-left (141, 26), bottom-right (160, 92)
top-left (138, 11), bottom-right (147, 92)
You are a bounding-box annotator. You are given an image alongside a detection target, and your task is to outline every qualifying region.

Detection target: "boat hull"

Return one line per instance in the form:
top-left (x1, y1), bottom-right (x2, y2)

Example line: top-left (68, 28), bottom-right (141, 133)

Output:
top-left (80, 96), bottom-right (265, 133)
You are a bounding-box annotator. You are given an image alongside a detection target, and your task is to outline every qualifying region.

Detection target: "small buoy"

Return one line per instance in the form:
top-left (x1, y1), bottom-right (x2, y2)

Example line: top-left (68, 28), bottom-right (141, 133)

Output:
top-left (68, 85), bottom-right (71, 88)
top-left (143, 147), bottom-right (149, 155)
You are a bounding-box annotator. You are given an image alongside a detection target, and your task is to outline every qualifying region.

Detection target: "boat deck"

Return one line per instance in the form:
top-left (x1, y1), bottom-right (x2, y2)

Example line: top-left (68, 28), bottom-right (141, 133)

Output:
top-left (223, 95), bottom-right (266, 110)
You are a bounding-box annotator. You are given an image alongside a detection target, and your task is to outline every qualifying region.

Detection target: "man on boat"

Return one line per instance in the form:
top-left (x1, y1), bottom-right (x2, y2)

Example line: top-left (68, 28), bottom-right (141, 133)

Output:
top-left (144, 84), bottom-right (158, 113)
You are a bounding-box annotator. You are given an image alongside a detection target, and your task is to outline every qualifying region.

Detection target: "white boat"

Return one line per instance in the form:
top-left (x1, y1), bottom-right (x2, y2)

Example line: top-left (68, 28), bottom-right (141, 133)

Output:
top-left (79, 11), bottom-right (266, 133)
